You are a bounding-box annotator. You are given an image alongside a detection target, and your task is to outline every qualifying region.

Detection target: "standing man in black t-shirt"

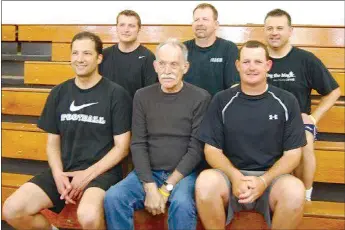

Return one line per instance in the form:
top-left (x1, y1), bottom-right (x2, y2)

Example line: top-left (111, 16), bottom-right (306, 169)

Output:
top-left (184, 3), bottom-right (240, 96)
top-left (264, 9), bottom-right (341, 201)
top-left (3, 32), bottom-right (132, 230)
top-left (99, 10), bottom-right (157, 98)
top-left (195, 41), bottom-right (307, 229)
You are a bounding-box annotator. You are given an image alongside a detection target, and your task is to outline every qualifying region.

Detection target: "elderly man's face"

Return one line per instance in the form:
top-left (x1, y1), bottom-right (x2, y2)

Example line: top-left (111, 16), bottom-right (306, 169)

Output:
top-left (154, 44), bottom-right (189, 93)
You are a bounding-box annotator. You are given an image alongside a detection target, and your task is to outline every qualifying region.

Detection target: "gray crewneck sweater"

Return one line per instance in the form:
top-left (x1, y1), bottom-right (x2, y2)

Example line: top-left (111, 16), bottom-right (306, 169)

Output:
top-left (131, 82), bottom-right (211, 183)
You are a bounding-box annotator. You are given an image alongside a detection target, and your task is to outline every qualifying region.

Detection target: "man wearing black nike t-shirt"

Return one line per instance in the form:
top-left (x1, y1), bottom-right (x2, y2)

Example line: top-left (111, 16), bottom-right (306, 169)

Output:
top-left (264, 9), bottom-right (341, 201)
top-left (3, 32), bottom-right (132, 230)
top-left (184, 3), bottom-right (240, 96)
top-left (195, 41), bottom-right (306, 229)
top-left (99, 10), bottom-right (157, 98)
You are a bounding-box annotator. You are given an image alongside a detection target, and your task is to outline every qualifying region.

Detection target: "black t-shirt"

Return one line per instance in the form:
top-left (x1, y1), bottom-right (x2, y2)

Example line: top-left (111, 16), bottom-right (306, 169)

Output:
top-left (267, 47), bottom-right (339, 114)
top-left (37, 77), bottom-right (132, 174)
top-left (99, 44), bottom-right (158, 98)
top-left (197, 85), bottom-right (307, 171)
top-left (184, 37), bottom-right (240, 96)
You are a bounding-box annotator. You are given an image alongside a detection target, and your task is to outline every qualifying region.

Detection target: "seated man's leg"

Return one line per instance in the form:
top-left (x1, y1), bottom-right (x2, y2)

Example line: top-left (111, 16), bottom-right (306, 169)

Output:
top-left (77, 170), bottom-right (123, 229)
top-left (168, 172), bottom-right (198, 230)
top-left (295, 128), bottom-right (316, 200)
top-left (269, 175), bottom-right (305, 229)
top-left (77, 187), bottom-right (106, 229)
top-left (104, 171), bottom-right (146, 230)
top-left (195, 169), bottom-right (230, 230)
top-left (3, 170), bottom-right (64, 229)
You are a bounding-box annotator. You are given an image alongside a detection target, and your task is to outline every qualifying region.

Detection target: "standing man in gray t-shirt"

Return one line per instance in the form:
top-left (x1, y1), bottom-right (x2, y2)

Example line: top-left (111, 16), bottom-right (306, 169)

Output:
top-left (104, 38), bottom-right (211, 230)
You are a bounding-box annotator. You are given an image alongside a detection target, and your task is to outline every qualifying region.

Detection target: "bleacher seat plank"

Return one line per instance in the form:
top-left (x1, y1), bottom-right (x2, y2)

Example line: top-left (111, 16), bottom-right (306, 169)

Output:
top-left (2, 129), bottom-right (47, 161)
top-left (2, 88), bottom-right (49, 116)
top-left (304, 201), bottom-right (345, 219)
top-left (2, 25), bottom-right (16, 41)
top-left (302, 47), bottom-right (344, 69)
top-left (2, 173), bottom-right (344, 229)
top-left (311, 72), bottom-right (344, 96)
top-left (24, 61), bottom-right (74, 85)
top-left (314, 150), bottom-right (345, 183)
top-left (3, 87), bottom-right (343, 133)
top-left (17, 25), bottom-right (345, 47)
top-left (50, 41), bottom-right (345, 69)
top-left (2, 122), bottom-right (43, 132)
top-left (2, 123), bottom-right (343, 183)
top-left (311, 105), bottom-right (345, 133)
top-left (25, 60), bottom-right (345, 86)
top-left (314, 141), bottom-right (345, 151)
top-left (298, 217), bottom-right (345, 229)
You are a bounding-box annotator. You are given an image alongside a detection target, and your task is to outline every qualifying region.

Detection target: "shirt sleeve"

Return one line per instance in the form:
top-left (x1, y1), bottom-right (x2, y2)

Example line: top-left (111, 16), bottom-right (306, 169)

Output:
top-left (196, 93), bottom-right (224, 150)
top-left (37, 87), bottom-right (60, 134)
top-left (307, 53), bottom-right (339, 95)
top-left (111, 86), bottom-right (132, 135)
top-left (283, 95), bottom-right (307, 151)
top-left (130, 91), bottom-right (154, 183)
top-left (224, 43), bottom-right (240, 89)
top-left (142, 51), bottom-right (158, 87)
top-left (175, 93), bottom-right (211, 176)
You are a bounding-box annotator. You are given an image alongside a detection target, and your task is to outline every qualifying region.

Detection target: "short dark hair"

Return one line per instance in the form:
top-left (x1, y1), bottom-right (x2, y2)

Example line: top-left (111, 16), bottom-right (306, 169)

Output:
top-left (70, 31), bottom-right (103, 55)
top-left (264, 8), bottom-right (292, 26)
top-left (193, 3), bottom-right (218, 20)
top-left (117, 10), bottom-right (142, 29)
top-left (238, 40), bottom-right (270, 60)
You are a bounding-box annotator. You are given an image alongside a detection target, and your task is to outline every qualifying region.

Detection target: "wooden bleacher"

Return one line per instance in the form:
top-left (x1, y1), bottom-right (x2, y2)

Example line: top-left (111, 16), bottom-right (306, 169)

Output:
top-left (1, 24), bottom-right (345, 229)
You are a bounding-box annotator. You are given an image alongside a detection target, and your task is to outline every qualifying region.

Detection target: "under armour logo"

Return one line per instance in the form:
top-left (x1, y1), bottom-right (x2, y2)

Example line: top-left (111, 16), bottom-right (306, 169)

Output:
top-left (269, 114), bottom-right (278, 120)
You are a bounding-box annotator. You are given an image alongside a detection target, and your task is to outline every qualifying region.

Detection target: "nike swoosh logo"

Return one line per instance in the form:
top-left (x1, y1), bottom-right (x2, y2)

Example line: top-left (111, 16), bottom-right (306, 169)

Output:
top-left (69, 101), bottom-right (98, 112)
top-left (138, 56), bottom-right (145, 59)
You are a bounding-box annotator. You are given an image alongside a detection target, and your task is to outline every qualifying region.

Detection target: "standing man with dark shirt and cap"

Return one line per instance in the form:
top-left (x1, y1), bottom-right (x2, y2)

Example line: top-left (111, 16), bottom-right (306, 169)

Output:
top-left (264, 9), bottom-right (341, 201)
top-left (184, 3), bottom-right (240, 96)
top-left (99, 10), bottom-right (157, 98)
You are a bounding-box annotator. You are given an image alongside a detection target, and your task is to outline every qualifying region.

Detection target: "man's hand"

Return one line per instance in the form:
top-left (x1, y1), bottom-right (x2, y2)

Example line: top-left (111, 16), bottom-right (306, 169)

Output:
top-left (232, 176), bottom-right (251, 199)
top-left (52, 170), bottom-right (76, 204)
top-left (301, 113), bottom-right (314, 125)
top-left (238, 176), bottom-right (267, 204)
top-left (143, 183), bottom-right (166, 215)
top-left (63, 168), bottom-right (95, 203)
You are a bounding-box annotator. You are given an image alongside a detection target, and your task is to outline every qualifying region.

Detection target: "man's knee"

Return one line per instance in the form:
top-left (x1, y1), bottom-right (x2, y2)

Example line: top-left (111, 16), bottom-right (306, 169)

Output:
top-left (195, 169), bottom-right (226, 200)
top-left (77, 204), bottom-right (103, 228)
top-left (272, 176), bottom-right (305, 210)
top-left (2, 196), bottom-right (25, 222)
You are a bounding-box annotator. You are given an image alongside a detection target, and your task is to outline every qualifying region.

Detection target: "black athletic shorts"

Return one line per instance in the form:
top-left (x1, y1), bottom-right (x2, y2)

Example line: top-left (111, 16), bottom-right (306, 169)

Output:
top-left (29, 168), bottom-right (122, 213)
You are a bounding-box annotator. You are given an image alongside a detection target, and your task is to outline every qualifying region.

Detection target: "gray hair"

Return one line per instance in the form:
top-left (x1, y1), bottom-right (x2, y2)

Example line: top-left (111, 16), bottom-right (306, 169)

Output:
top-left (155, 38), bottom-right (188, 61)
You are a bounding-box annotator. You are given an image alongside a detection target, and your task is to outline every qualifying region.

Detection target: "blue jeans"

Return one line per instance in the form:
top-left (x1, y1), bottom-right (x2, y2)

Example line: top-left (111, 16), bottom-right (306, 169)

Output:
top-left (104, 170), bottom-right (197, 230)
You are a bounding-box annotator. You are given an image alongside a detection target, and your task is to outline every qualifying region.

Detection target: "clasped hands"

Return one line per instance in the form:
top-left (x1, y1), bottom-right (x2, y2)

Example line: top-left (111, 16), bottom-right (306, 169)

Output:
top-left (144, 183), bottom-right (169, 216)
top-left (52, 168), bottom-right (95, 204)
top-left (232, 175), bottom-right (267, 204)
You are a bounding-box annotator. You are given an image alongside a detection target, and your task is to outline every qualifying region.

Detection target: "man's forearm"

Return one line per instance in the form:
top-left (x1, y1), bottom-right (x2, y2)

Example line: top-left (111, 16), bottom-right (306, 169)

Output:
top-left (88, 131), bottom-right (130, 178)
top-left (46, 134), bottom-right (64, 174)
top-left (312, 87), bottom-right (341, 123)
top-left (205, 144), bottom-right (243, 183)
top-left (261, 148), bottom-right (302, 185)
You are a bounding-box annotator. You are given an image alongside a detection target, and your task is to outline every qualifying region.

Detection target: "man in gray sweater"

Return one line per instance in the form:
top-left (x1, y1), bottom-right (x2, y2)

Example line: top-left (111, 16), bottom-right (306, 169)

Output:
top-left (104, 38), bottom-right (211, 230)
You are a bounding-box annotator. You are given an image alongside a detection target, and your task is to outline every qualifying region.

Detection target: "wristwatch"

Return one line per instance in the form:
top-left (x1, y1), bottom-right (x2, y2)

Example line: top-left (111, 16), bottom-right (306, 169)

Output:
top-left (163, 181), bottom-right (174, 192)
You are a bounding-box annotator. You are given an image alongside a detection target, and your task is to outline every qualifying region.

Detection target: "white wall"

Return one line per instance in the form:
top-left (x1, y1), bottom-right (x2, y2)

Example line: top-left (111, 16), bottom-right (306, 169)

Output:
top-left (1, 1), bottom-right (344, 25)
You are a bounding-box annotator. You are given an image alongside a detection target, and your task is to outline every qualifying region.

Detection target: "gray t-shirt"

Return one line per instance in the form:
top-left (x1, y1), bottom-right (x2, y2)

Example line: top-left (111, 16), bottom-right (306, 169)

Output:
top-left (131, 82), bottom-right (211, 183)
